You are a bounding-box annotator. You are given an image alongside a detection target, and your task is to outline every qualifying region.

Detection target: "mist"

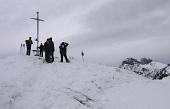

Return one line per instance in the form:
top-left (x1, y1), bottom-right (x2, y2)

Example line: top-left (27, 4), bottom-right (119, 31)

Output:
top-left (0, 0), bottom-right (170, 66)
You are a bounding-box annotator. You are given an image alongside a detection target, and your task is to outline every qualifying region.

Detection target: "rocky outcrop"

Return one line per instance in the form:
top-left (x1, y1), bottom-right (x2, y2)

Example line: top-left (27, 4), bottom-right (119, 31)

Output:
top-left (120, 58), bottom-right (170, 80)
top-left (154, 64), bottom-right (170, 79)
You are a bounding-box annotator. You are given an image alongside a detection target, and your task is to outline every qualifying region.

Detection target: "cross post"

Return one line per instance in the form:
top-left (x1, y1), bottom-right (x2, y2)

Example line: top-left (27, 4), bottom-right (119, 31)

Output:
top-left (30, 12), bottom-right (45, 56)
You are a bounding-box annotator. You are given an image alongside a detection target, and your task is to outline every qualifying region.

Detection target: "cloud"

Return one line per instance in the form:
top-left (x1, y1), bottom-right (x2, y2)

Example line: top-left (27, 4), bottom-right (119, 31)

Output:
top-left (0, 0), bottom-right (103, 54)
top-left (0, 0), bottom-right (169, 65)
top-left (83, 0), bottom-right (170, 40)
top-left (67, 0), bottom-right (170, 65)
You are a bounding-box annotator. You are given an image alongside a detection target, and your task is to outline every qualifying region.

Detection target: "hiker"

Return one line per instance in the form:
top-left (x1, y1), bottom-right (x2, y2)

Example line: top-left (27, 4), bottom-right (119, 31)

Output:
top-left (44, 38), bottom-right (51, 62)
top-left (59, 42), bottom-right (69, 63)
top-left (49, 37), bottom-right (55, 62)
top-left (44, 38), bottom-right (54, 63)
top-left (25, 37), bottom-right (33, 56)
top-left (81, 51), bottom-right (84, 62)
top-left (39, 43), bottom-right (44, 57)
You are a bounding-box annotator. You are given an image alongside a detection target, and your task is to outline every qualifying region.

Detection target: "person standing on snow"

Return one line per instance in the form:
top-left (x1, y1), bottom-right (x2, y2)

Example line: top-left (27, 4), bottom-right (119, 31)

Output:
top-left (44, 38), bottom-right (51, 62)
top-left (59, 42), bottom-right (69, 63)
top-left (39, 43), bottom-right (44, 57)
top-left (49, 37), bottom-right (55, 62)
top-left (25, 37), bottom-right (33, 56)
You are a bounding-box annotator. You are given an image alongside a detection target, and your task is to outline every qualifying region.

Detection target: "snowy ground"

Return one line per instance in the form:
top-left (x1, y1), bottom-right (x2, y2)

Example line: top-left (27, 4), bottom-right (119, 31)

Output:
top-left (0, 55), bottom-right (170, 109)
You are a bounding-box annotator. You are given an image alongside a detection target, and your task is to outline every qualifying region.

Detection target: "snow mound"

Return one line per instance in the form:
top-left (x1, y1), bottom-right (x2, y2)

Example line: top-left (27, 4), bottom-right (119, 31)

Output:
top-left (0, 55), bottom-right (170, 109)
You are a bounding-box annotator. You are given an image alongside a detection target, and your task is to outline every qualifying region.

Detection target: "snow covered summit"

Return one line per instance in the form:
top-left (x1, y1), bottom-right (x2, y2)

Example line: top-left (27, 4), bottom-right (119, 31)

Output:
top-left (0, 55), bottom-right (170, 109)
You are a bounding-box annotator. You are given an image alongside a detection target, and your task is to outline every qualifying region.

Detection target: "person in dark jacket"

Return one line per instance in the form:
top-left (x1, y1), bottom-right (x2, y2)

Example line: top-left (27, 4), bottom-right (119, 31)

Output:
top-left (39, 43), bottom-right (44, 57)
top-left (25, 37), bottom-right (33, 56)
top-left (44, 38), bottom-right (51, 62)
top-left (49, 37), bottom-right (55, 62)
top-left (59, 42), bottom-right (69, 63)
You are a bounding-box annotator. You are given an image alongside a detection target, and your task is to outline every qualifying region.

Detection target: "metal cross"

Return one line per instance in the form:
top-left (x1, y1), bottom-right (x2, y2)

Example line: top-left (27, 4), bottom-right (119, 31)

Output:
top-left (30, 12), bottom-right (45, 55)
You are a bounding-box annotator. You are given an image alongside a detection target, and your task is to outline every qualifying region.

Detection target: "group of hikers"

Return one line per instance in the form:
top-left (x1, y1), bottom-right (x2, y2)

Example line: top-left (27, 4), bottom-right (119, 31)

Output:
top-left (25, 37), bottom-right (69, 63)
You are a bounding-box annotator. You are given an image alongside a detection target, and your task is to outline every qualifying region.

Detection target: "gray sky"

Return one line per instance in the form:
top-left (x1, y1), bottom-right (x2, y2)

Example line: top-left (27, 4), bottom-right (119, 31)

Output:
top-left (0, 0), bottom-right (170, 65)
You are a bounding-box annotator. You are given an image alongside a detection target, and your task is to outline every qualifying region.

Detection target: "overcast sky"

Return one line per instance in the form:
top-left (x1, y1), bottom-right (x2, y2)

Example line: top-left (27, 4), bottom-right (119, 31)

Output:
top-left (0, 0), bottom-right (170, 65)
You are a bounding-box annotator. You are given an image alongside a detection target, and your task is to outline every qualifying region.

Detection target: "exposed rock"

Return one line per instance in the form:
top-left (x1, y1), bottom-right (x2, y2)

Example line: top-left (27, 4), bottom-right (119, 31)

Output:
top-left (121, 58), bottom-right (140, 66)
top-left (120, 58), bottom-right (169, 80)
top-left (140, 58), bottom-right (152, 65)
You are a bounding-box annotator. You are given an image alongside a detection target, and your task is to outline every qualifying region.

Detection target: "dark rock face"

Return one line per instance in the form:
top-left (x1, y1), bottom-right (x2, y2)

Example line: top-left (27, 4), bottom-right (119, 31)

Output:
top-left (154, 64), bottom-right (170, 79)
top-left (140, 58), bottom-right (152, 65)
top-left (120, 58), bottom-right (169, 80)
top-left (121, 58), bottom-right (140, 66)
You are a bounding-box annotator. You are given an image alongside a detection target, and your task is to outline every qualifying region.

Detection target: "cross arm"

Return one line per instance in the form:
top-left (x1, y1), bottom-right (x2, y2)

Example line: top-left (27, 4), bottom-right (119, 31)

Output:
top-left (30, 18), bottom-right (45, 21)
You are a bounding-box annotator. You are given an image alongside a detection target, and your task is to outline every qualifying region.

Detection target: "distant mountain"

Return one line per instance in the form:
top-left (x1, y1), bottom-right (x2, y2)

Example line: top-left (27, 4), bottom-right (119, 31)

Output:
top-left (120, 58), bottom-right (170, 79)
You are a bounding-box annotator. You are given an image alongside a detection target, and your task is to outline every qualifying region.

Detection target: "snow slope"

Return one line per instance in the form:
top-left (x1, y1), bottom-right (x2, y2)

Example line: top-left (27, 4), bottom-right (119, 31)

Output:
top-left (0, 55), bottom-right (170, 109)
